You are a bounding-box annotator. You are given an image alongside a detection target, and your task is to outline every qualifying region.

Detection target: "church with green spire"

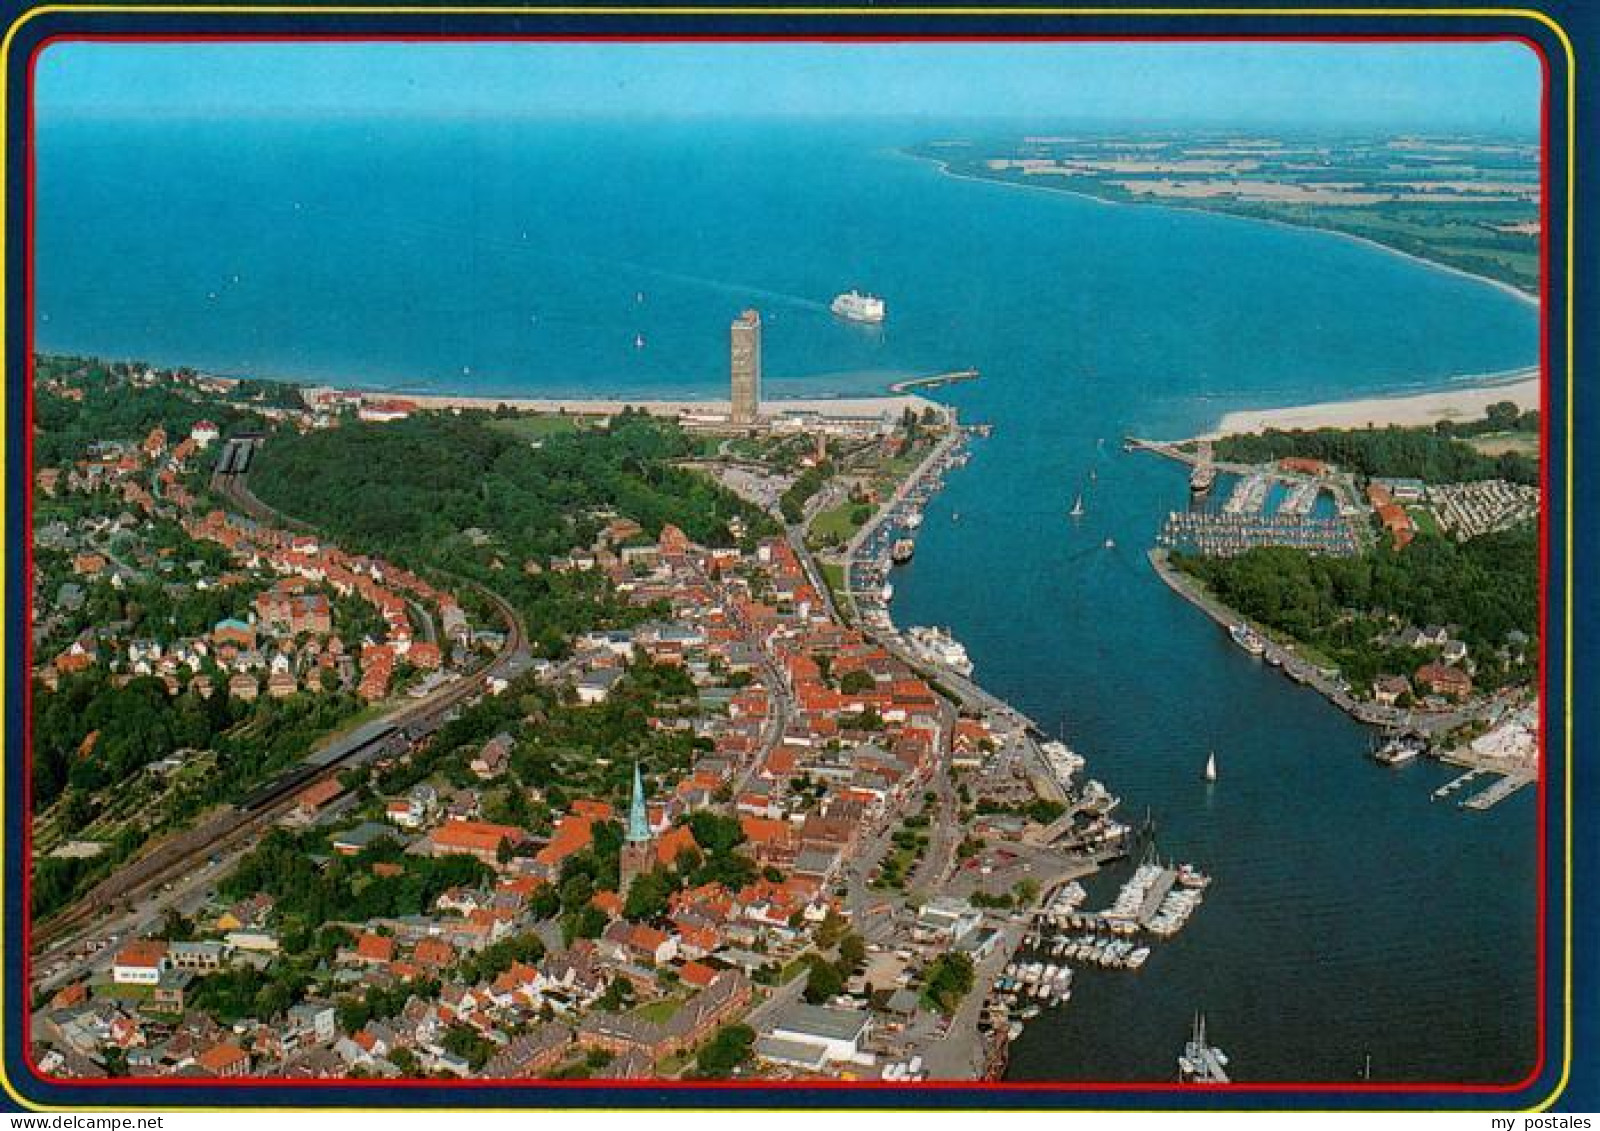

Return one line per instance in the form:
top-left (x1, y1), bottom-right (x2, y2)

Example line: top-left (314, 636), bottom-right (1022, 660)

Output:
top-left (627, 761), bottom-right (651, 844)
top-left (620, 761), bottom-right (655, 893)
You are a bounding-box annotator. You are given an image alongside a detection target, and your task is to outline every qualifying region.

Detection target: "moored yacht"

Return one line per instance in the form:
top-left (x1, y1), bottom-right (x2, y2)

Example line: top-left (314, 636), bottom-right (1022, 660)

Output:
top-left (1229, 623), bottom-right (1267, 656)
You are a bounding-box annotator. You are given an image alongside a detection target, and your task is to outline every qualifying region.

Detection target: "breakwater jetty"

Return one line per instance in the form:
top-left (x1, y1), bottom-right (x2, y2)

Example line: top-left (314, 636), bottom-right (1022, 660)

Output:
top-left (889, 368), bottom-right (981, 394)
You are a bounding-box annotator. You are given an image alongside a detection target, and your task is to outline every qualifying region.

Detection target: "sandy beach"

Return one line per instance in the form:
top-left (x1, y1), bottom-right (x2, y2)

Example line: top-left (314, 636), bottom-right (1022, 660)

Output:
top-left (395, 391), bottom-right (935, 421)
top-left (1207, 368), bottom-right (1540, 437)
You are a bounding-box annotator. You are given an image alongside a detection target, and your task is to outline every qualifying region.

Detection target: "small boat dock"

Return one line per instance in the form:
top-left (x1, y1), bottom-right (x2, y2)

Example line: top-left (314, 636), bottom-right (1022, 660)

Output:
top-left (1460, 771), bottom-right (1536, 811)
top-left (1432, 768), bottom-right (1486, 801)
top-left (1431, 766), bottom-right (1532, 810)
top-left (1115, 866), bottom-right (1178, 929)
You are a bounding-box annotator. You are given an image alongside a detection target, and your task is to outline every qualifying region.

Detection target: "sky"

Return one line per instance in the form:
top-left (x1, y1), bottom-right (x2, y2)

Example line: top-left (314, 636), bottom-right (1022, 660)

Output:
top-left (35, 41), bottom-right (1541, 134)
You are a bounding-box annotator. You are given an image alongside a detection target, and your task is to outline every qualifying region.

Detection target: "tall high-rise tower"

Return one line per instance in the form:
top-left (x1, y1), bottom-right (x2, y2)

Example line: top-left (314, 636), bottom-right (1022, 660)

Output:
top-left (730, 309), bottom-right (762, 425)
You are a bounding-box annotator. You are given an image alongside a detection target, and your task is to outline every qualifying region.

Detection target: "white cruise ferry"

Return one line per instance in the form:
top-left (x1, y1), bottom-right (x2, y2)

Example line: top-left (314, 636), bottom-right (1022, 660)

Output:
top-left (905, 625), bottom-right (974, 677)
top-left (831, 290), bottom-right (886, 323)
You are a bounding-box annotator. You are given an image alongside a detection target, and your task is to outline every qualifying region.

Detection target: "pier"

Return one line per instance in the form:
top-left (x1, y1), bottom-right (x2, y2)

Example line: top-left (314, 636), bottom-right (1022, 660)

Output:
top-left (889, 368), bottom-right (981, 394)
top-left (1433, 766), bottom-right (1533, 810)
top-left (1135, 868), bottom-right (1178, 927)
top-left (1459, 770), bottom-right (1536, 811)
top-left (1280, 479), bottom-right (1323, 517)
top-left (1222, 473), bottom-right (1270, 515)
top-left (1123, 436), bottom-right (1256, 476)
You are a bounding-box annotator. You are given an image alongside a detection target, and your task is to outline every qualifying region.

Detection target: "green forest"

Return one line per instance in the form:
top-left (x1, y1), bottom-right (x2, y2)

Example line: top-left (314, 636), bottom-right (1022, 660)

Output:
top-left (251, 408), bottom-right (773, 557)
top-left (1212, 404), bottom-right (1539, 486)
top-left (250, 409), bottom-right (777, 654)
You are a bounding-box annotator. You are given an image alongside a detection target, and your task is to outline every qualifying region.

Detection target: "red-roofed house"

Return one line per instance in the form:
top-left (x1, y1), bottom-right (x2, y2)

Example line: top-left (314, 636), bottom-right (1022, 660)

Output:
top-left (678, 960), bottom-right (719, 988)
top-left (195, 1041), bottom-right (250, 1078)
top-left (414, 938), bottom-right (455, 970)
top-left (353, 933), bottom-right (395, 965)
top-left (534, 814), bottom-right (596, 874)
top-left (111, 940), bottom-right (169, 985)
top-left (1416, 662), bottom-right (1473, 701)
top-left (429, 820), bottom-right (524, 866)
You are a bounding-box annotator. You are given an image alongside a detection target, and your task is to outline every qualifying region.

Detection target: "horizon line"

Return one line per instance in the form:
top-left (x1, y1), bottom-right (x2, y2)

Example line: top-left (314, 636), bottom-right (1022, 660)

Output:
top-left (34, 107), bottom-right (1542, 137)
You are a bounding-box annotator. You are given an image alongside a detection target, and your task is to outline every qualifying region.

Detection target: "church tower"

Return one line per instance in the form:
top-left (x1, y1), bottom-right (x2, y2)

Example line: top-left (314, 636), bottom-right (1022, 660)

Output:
top-left (620, 762), bottom-right (654, 894)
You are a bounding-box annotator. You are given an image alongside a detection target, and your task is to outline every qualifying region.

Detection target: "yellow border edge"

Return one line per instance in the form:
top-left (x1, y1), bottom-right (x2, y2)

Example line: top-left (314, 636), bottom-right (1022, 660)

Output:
top-left (0, 2), bottom-right (1578, 1115)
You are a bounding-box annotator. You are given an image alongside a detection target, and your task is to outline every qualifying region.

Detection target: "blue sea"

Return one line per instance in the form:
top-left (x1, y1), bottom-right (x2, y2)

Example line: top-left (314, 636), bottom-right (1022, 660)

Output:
top-left (37, 117), bottom-right (1540, 1083)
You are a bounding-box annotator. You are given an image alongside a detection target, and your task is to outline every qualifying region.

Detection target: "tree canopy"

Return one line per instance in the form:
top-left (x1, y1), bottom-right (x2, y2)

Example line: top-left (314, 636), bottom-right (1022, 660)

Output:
top-left (1212, 412), bottom-right (1537, 486)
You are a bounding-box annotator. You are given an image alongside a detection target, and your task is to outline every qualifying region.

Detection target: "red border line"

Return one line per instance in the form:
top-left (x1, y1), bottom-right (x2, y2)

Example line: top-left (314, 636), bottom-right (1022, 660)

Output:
top-left (14, 28), bottom-right (1558, 1100)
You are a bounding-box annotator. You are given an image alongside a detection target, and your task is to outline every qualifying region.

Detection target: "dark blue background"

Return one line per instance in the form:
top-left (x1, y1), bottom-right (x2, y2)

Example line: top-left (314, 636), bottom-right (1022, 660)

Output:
top-left (2, 0), bottom-right (1591, 1111)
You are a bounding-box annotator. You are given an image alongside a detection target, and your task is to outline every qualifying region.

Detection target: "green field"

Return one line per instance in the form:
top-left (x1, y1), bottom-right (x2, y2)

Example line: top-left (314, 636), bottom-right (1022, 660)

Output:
top-left (1406, 505), bottom-right (1443, 539)
top-left (809, 500), bottom-right (868, 546)
top-left (1464, 431), bottom-right (1540, 458)
top-left (485, 414), bottom-right (586, 441)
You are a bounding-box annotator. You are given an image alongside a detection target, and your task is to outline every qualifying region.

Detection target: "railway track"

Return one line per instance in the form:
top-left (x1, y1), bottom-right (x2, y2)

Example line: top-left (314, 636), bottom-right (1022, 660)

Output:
top-left (32, 471), bottom-right (529, 956)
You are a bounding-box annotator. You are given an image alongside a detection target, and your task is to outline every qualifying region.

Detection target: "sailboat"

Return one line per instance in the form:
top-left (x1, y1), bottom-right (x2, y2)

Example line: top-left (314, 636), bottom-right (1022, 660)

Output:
top-left (1178, 1012), bottom-right (1231, 1083)
top-left (634, 333), bottom-right (646, 350)
top-left (1204, 751), bottom-right (1218, 783)
top-left (1069, 492), bottom-right (1086, 518)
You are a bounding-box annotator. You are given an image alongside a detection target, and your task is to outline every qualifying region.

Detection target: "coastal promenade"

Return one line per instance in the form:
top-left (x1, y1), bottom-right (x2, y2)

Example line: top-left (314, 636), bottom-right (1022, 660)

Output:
top-left (841, 427), bottom-right (961, 565)
top-left (1147, 548), bottom-right (1499, 740)
top-left (1149, 545), bottom-right (1408, 728)
top-left (836, 425), bottom-right (1040, 730)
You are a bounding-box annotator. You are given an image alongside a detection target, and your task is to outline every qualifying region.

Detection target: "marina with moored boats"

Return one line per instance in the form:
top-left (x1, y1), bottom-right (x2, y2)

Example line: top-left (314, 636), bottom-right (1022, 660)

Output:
top-left (981, 848), bottom-right (1215, 1056)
